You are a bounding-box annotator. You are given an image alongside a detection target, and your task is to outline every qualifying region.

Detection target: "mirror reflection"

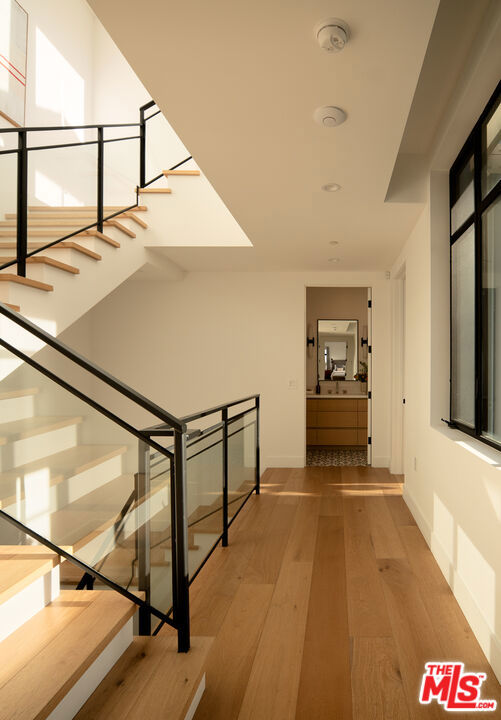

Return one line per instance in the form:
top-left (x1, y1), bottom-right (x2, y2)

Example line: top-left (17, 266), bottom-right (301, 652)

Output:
top-left (317, 319), bottom-right (358, 382)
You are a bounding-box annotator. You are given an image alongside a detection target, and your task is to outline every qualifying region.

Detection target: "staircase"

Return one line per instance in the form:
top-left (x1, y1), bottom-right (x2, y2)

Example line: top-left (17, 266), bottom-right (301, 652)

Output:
top-left (0, 100), bottom-right (258, 718)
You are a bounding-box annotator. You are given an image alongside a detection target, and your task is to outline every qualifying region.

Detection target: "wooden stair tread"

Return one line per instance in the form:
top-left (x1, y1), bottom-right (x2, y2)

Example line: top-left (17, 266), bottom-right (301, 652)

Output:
top-left (119, 212), bottom-right (148, 229)
top-left (0, 241), bottom-right (102, 260)
top-left (0, 549), bottom-right (59, 605)
top-left (0, 415), bottom-right (83, 445)
top-left (44, 474), bottom-right (136, 551)
top-left (74, 635), bottom-right (212, 720)
top-left (0, 444), bottom-right (128, 508)
top-left (2, 302), bottom-right (20, 311)
top-left (163, 170), bottom-right (200, 176)
top-left (0, 274), bottom-right (53, 291)
top-left (0, 590), bottom-right (136, 720)
top-left (0, 387), bottom-right (38, 401)
top-left (79, 230), bottom-right (121, 247)
top-left (0, 256), bottom-right (79, 274)
top-left (103, 220), bottom-right (136, 238)
top-left (138, 187), bottom-right (172, 194)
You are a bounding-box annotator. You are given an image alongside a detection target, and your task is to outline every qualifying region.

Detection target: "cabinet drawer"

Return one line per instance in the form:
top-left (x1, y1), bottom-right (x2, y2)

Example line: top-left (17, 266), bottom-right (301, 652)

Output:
top-left (317, 429), bottom-right (358, 445)
top-left (357, 399), bottom-right (368, 411)
top-left (357, 411), bottom-right (368, 428)
top-left (316, 398), bottom-right (357, 412)
top-left (307, 398), bottom-right (317, 411)
top-left (315, 411), bottom-right (358, 428)
top-left (307, 429), bottom-right (317, 444)
top-left (306, 411), bottom-right (317, 427)
top-left (357, 429), bottom-right (368, 445)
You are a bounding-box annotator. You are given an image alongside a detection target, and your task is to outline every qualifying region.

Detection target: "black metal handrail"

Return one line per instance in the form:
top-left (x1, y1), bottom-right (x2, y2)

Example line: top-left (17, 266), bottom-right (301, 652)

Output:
top-left (0, 99), bottom-right (191, 276)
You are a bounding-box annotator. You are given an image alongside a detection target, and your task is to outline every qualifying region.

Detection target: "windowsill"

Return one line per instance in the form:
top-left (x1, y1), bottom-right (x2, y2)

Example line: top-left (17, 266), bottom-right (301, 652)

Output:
top-left (433, 423), bottom-right (501, 468)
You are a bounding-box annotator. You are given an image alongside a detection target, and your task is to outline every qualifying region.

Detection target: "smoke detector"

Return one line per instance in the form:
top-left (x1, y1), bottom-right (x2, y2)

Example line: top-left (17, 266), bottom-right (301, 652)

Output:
top-left (315, 18), bottom-right (350, 52)
top-left (313, 106), bottom-right (346, 127)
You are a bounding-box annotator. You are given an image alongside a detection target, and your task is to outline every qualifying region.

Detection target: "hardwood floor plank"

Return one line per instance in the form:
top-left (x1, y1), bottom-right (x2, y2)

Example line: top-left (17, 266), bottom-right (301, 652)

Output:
top-left (237, 561), bottom-right (313, 720)
top-left (385, 495), bottom-right (417, 526)
top-left (343, 494), bottom-right (393, 637)
top-left (295, 516), bottom-right (353, 720)
top-left (242, 503), bottom-right (297, 584)
top-left (376, 557), bottom-right (445, 719)
top-left (194, 584), bottom-right (274, 720)
top-left (351, 637), bottom-right (410, 720)
top-left (366, 494), bottom-right (407, 558)
top-left (282, 494), bottom-right (320, 564)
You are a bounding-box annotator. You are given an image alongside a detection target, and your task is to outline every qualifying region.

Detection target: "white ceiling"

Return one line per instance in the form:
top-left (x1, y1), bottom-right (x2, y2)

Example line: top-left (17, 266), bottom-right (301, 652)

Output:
top-left (89, 0), bottom-right (445, 272)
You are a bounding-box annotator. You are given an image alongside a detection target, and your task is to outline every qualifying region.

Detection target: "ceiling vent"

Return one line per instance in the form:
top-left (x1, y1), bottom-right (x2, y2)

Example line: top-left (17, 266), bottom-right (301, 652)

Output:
top-left (313, 106), bottom-right (347, 127)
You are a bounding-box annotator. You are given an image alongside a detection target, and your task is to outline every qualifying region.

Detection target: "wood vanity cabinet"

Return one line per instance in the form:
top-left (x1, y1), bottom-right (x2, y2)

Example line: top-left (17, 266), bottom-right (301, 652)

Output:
top-left (306, 397), bottom-right (368, 446)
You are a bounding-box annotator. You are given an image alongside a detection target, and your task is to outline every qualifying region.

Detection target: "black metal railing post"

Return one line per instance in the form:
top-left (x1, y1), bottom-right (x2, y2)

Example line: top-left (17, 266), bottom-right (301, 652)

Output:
top-left (97, 126), bottom-right (104, 233)
top-left (139, 106), bottom-right (146, 188)
top-left (222, 408), bottom-right (229, 547)
top-left (16, 130), bottom-right (28, 277)
top-left (255, 396), bottom-right (260, 495)
top-left (173, 428), bottom-right (190, 652)
top-left (135, 439), bottom-right (151, 635)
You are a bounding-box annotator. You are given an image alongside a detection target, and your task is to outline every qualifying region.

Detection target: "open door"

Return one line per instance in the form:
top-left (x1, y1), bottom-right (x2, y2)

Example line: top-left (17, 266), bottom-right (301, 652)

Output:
top-left (367, 288), bottom-right (373, 466)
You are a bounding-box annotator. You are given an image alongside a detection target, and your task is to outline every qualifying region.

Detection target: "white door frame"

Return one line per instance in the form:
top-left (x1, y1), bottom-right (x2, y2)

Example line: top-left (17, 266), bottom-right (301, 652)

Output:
top-left (390, 263), bottom-right (406, 475)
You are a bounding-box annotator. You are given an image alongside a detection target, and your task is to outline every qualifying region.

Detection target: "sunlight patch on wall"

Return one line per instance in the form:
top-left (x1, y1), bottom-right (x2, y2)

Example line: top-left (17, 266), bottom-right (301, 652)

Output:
top-left (35, 27), bottom-right (84, 132)
top-left (34, 169), bottom-right (83, 207)
top-left (432, 494), bottom-right (455, 560)
top-left (457, 526), bottom-right (496, 630)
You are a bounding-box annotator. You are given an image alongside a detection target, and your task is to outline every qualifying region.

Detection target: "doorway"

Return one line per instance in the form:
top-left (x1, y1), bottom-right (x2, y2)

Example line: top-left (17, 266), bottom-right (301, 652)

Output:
top-left (305, 286), bottom-right (371, 467)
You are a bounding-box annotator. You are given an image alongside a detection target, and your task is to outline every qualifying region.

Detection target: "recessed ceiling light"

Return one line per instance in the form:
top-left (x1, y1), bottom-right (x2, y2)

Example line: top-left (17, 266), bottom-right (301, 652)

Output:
top-left (329, 240), bottom-right (339, 246)
top-left (328, 257), bottom-right (340, 263)
top-left (322, 183), bottom-right (341, 192)
top-left (313, 106), bottom-right (347, 127)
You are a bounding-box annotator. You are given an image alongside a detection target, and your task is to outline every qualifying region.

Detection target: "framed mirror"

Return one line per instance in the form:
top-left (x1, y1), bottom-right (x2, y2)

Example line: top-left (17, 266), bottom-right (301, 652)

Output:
top-left (317, 319), bottom-right (359, 381)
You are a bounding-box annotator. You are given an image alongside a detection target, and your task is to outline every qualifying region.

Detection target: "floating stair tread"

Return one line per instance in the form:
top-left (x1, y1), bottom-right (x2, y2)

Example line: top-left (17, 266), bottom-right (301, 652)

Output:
top-left (2, 302), bottom-right (20, 311)
top-left (138, 188), bottom-right (172, 194)
top-left (0, 274), bottom-right (53, 291)
top-left (162, 170), bottom-right (200, 176)
top-left (0, 387), bottom-right (38, 401)
top-left (0, 444), bottom-right (127, 509)
top-left (103, 220), bottom-right (136, 238)
top-left (118, 212), bottom-right (148, 229)
top-left (74, 635), bottom-right (212, 720)
top-left (0, 549), bottom-right (59, 606)
top-left (0, 241), bottom-right (102, 260)
top-left (0, 589), bottom-right (136, 720)
top-left (1, 256), bottom-right (80, 274)
top-left (0, 415), bottom-right (83, 445)
top-left (43, 473), bottom-right (136, 551)
top-left (79, 230), bottom-right (121, 247)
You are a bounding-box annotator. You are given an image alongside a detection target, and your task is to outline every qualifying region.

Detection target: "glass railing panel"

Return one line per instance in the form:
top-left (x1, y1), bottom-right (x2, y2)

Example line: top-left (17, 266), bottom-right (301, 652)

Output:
top-left (228, 409), bottom-right (257, 521)
top-left (186, 424), bottom-right (224, 579)
top-left (0, 329), bottom-right (173, 620)
top-left (0, 141), bottom-right (18, 272)
top-left (144, 108), bottom-right (190, 185)
top-left (103, 128), bottom-right (139, 210)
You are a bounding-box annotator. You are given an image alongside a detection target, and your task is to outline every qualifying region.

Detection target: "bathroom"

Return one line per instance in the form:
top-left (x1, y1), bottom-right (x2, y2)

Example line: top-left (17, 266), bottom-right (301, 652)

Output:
top-left (305, 286), bottom-right (370, 466)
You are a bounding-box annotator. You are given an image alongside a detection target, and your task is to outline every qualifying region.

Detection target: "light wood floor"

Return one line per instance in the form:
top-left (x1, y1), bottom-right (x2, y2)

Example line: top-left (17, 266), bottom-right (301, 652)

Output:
top-left (163, 466), bottom-right (501, 720)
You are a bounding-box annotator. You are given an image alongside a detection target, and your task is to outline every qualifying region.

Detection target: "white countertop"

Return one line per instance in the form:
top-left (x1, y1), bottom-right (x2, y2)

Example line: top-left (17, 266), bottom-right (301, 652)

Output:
top-left (306, 394), bottom-right (368, 399)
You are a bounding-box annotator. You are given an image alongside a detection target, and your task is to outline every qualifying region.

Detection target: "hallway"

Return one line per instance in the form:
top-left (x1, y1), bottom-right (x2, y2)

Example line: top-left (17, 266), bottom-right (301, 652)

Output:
top-left (185, 466), bottom-right (500, 719)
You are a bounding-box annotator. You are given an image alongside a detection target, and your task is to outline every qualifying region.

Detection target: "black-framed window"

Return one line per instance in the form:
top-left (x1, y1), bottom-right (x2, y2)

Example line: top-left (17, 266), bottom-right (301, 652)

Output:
top-left (450, 81), bottom-right (501, 451)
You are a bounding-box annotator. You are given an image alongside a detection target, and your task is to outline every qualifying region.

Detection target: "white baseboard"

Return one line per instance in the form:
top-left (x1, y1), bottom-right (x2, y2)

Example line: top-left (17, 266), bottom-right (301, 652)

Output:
top-left (403, 488), bottom-right (501, 684)
top-left (47, 617), bottom-right (133, 720)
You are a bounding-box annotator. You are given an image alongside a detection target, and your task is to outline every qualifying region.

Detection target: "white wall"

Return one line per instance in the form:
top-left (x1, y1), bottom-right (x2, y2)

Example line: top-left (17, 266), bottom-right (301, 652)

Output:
top-left (57, 269), bottom-right (391, 469)
top-left (391, 144), bottom-right (501, 683)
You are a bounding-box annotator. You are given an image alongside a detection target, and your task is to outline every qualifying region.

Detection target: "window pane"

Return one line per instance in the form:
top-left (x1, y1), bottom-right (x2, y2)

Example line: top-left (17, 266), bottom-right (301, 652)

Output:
top-left (482, 97), bottom-right (501, 198)
top-left (451, 155), bottom-right (474, 234)
top-left (481, 196), bottom-right (501, 442)
top-left (451, 226), bottom-right (476, 428)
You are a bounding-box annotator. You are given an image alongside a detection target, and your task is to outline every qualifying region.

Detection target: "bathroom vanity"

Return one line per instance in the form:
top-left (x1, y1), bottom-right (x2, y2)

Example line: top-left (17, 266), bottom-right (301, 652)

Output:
top-left (306, 395), bottom-right (368, 446)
